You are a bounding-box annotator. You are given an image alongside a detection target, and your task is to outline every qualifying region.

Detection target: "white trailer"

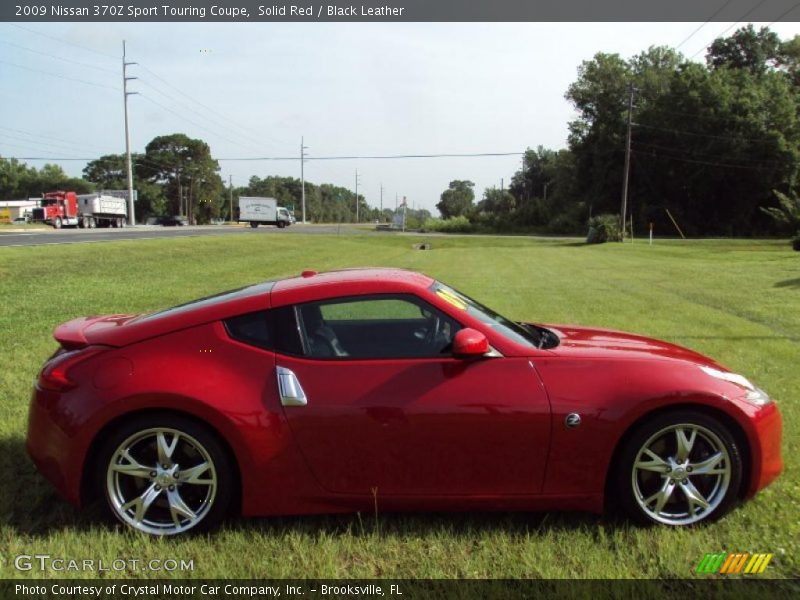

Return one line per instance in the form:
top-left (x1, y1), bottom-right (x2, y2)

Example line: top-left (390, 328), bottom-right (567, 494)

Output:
top-left (238, 196), bottom-right (291, 228)
top-left (76, 193), bottom-right (128, 228)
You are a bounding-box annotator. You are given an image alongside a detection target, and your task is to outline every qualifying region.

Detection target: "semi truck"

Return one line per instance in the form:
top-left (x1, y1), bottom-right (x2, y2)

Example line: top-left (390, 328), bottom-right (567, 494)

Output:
top-left (30, 191), bottom-right (128, 229)
top-left (238, 196), bottom-right (292, 228)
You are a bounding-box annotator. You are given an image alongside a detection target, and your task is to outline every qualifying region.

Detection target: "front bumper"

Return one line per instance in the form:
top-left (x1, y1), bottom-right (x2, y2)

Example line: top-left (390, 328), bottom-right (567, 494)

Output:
top-left (746, 401), bottom-right (783, 497)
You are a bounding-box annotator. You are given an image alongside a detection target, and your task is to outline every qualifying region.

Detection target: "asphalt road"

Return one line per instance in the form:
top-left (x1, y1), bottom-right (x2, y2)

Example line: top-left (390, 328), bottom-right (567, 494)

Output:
top-left (0, 224), bottom-right (364, 247)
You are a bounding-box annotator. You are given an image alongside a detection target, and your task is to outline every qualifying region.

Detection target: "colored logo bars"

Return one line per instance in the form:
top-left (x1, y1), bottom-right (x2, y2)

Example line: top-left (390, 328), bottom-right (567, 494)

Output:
top-left (696, 553), bottom-right (774, 574)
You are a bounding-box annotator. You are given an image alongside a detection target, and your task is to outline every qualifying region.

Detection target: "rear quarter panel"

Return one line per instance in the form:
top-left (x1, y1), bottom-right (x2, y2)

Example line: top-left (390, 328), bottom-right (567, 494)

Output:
top-left (69, 322), bottom-right (322, 515)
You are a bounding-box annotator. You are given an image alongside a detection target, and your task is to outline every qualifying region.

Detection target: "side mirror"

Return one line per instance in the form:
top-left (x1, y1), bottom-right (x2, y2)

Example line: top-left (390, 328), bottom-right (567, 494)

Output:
top-left (453, 328), bottom-right (489, 358)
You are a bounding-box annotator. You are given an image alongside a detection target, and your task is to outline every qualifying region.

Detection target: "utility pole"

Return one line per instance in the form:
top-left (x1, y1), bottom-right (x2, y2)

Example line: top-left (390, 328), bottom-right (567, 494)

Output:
top-left (122, 40), bottom-right (138, 226)
top-left (523, 152), bottom-right (529, 203)
top-left (620, 82), bottom-right (634, 237)
top-left (300, 136), bottom-right (308, 223)
top-left (354, 169), bottom-right (362, 222)
top-left (228, 175), bottom-right (233, 223)
top-left (501, 178), bottom-right (504, 194)
top-left (380, 183), bottom-right (383, 213)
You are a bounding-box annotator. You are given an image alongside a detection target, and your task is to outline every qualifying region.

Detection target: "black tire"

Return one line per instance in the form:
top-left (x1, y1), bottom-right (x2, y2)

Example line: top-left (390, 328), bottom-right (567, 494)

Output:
top-left (54, 217), bottom-right (62, 229)
top-left (615, 410), bottom-right (742, 526)
top-left (249, 222), bottom-right (258, 228)
top-left (277, 221), bottom-right (286, 228)
top-left (96, 414), bottom-right (234, 536)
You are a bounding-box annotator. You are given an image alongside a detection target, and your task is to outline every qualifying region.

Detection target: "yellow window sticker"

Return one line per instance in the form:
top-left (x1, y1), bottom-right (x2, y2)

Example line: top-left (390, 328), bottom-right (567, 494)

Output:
top-left (436, 289), bottom-right (468, 310)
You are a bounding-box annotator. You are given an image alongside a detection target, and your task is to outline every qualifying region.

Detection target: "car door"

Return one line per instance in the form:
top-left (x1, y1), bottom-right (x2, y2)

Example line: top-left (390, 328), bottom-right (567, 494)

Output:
top-left (275, 294), bottom-right (551, 497)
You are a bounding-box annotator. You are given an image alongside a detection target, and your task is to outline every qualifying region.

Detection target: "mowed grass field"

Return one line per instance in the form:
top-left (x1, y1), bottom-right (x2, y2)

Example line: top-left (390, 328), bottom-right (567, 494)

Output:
top-left (0, 233), bottom-right (797, 579)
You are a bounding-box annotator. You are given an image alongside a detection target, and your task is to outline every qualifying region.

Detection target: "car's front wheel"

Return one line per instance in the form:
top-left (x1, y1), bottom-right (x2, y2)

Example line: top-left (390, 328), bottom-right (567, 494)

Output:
top-left (617, 410), bottom-right (742, 526)
top-left (99, 415), bottom-right (233, 535)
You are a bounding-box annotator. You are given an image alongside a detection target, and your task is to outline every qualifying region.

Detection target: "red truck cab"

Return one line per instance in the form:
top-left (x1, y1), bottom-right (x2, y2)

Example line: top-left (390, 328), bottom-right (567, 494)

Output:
top-left (32, 191), bottom-right (79, 228)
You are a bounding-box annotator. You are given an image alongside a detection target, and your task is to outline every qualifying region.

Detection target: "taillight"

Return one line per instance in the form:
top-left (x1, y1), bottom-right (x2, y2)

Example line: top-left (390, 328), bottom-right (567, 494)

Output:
top-left (37, 346), bottom-right (106, 392)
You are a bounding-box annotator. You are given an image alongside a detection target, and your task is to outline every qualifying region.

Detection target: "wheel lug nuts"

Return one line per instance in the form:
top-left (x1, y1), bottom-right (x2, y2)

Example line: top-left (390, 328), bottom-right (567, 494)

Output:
top-left (686, 467), bottom-right (693, 472)
top-left (154, 484), bottom-right (161, 490)
top-left (162, 464), bottom-right (169, 469)
top-left (150, 471), bottom-right (156, 478)
top-left (680, 479), bottom-right (687, 485)
top-left (168, 485), bottom-right (175, 491)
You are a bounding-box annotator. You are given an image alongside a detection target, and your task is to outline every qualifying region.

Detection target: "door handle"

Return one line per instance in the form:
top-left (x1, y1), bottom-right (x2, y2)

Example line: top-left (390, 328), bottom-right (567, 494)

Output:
top-left (276, 366), bottom-right (307, 406)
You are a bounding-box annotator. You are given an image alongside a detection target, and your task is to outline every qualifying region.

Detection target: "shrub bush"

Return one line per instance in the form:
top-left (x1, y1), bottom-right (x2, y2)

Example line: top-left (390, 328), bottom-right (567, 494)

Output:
top-left (586, 214), bottom-right (623, 244)
top-left (792, 232), bottom-right (800, 251)
top-left (421, 216), bottom-right (474, 233)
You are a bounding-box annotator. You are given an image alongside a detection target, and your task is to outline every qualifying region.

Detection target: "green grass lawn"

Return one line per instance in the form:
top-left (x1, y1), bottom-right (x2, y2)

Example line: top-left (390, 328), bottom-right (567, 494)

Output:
top-left (0, 234), bottom-right (797, 579)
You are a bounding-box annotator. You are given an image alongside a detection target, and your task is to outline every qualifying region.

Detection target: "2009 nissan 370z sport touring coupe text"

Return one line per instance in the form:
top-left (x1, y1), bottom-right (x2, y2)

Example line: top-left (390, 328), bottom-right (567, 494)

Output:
top-left (26, 268), bottom-right (782, 535)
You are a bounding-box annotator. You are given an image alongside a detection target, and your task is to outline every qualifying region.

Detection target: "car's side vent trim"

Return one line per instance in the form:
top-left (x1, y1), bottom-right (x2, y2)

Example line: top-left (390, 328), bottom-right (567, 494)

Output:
top-left (277, 366), bottom-right (307, 407)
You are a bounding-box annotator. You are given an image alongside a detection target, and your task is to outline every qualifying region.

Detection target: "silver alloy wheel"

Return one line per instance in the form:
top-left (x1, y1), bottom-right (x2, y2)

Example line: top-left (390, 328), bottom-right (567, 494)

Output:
top-left (631, 423), bottom-right (731, 525)
top-left (106, 427), bottom-right (217, 535)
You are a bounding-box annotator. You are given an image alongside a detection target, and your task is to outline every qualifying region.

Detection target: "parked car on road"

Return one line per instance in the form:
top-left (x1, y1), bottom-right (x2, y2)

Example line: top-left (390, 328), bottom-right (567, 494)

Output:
top-left (27, 268), bottom-right (782, 535)
top-left (157, 215), bottom-right (188, 227)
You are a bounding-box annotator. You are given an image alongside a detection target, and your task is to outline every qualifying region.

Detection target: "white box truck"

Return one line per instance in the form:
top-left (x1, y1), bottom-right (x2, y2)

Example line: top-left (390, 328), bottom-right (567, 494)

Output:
top-left (238, 196), bottom-right (291, 228)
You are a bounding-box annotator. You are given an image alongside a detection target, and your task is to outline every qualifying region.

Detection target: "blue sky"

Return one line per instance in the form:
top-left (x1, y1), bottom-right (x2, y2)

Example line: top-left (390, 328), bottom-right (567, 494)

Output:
top-left (1, 21), bottom-right (799, 212)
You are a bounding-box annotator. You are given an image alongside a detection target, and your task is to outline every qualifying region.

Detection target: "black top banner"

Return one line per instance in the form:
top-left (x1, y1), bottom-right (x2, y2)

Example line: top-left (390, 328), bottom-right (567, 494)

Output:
top-left (3, 0), bottom-right (800, 22)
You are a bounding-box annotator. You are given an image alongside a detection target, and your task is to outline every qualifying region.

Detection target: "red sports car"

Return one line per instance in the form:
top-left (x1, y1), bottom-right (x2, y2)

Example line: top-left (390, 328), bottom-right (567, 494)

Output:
top-left (27, 268), bottom-right (782, 535)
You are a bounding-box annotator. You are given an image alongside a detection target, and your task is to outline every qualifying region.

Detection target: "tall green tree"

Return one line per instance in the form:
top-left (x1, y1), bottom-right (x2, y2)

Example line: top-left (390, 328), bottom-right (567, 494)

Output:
top-left (436, 180), bottom-right (474, 219)
top-left (707, 25), bottom-right (781, 74)
top-left (139, 133), bottom-right (222, 223)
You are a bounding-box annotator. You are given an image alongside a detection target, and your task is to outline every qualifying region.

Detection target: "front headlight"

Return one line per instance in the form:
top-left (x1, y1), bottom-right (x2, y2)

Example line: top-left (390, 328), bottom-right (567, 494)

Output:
top-left (699, 365), bottom-right (772, 407)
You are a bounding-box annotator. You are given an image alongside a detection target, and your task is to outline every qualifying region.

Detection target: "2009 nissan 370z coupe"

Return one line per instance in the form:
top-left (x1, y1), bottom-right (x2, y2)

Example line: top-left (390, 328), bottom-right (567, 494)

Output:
top-left (27, 268), bottom-right (782, 535)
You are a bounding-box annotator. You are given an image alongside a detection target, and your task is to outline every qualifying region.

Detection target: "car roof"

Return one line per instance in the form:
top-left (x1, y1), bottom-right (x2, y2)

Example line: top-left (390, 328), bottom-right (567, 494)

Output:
top-left (271, 268), bottom-right (435, 306)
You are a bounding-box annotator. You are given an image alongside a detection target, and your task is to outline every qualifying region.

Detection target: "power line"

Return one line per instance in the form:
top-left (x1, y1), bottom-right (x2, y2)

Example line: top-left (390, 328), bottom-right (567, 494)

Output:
top-left (1, 131), bottom-right (99, 155)
top-left (0, 125), bottom-right (117, 154)
top-left (2, 150), bottom-right (528, 162)
top-left (632, 122), bottom-right (780, 144)
top-left (216, 151), bottom-right (526, 161)
top-left (675, 0), bottom-right (737, 51)
top-left (136, 79), bottom-right (264, 153)
top-left (0, 38), bottom-right (118, 74)
top-left (689, 0), bottom-right (771, 60)
top-left (136, 63), bottom-right (290, 148)
top-left (7, 23), bottom-right (118, 60)
top-left (631, 140), bottom-right (791, 166)
top-left (631, 147), bottom-right (785, 170)
top-left (768, 1), bottom-right (800, 25)
top-left (0, 59), bottom-right (120, 91)
top-left (138, 93), bottom-right (261, 151)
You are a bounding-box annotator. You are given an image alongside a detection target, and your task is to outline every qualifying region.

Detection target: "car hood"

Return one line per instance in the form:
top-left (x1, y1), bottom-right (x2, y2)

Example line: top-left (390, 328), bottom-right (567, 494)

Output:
top-left (537, 323), bottom-right (725, 368)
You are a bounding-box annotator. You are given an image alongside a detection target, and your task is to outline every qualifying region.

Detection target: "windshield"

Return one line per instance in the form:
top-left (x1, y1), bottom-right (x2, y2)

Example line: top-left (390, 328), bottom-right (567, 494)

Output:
top-left (430, 281), bottom-right (545, 348)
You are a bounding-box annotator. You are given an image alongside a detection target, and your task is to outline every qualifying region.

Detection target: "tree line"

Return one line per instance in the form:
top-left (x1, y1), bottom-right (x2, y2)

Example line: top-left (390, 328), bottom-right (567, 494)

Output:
top-left (435, 26), bottom-right (800, 238)
top-left (0, 132), bottom-right (431, 225)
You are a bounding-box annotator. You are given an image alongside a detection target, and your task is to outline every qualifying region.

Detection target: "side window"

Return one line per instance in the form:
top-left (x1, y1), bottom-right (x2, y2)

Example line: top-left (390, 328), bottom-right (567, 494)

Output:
top-left (225, 311), bottom-right (271, 349)
top-left (297, 295), bottom-right (461, 359)
top-left (224, 306), bottom-right (304, 355)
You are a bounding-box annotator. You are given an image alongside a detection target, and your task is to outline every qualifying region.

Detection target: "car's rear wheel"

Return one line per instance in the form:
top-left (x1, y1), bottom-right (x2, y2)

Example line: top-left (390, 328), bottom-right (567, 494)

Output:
top-left (99, 415), bottom-right (233, 535)
top-left (617, 410), bottom-right (742, 526)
